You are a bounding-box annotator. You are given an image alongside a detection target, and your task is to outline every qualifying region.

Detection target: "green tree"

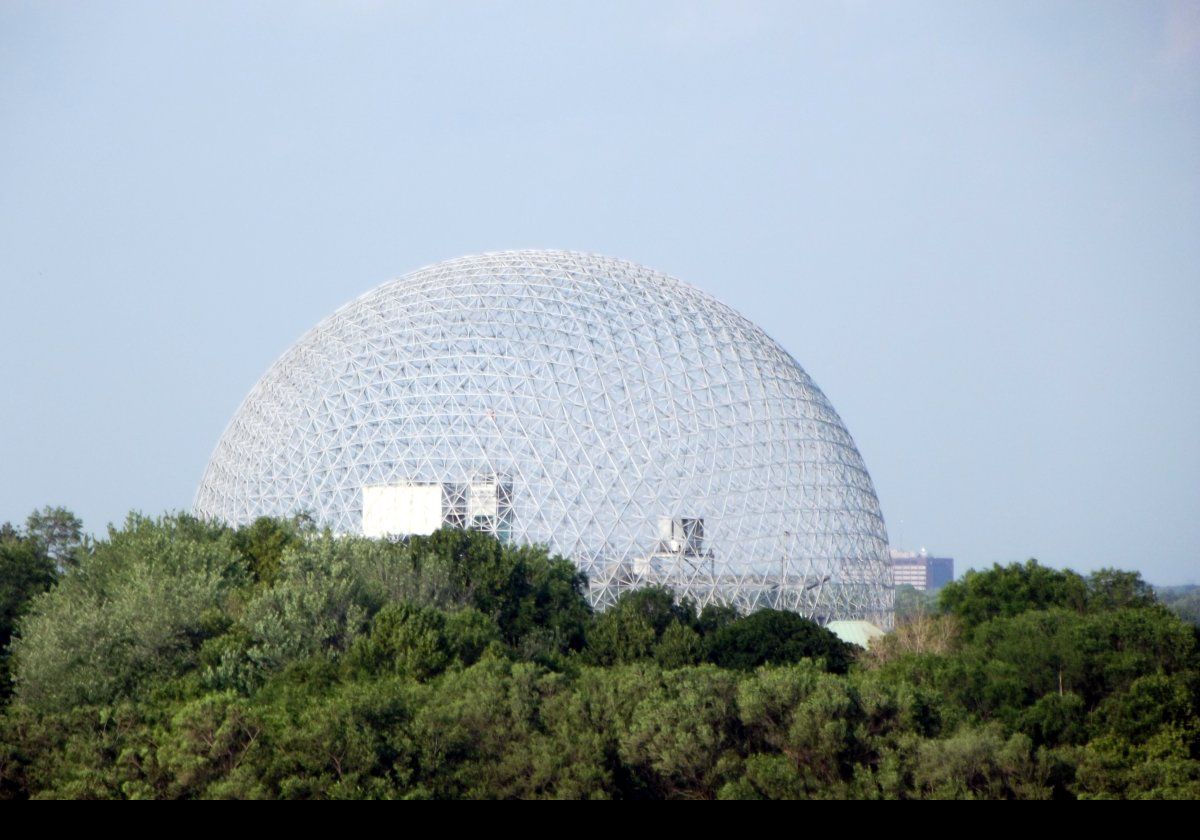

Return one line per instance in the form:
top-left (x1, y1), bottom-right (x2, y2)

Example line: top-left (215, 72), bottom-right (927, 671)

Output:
top-left (733, 661), bottom-right (857, 797)
top-left (380, 529), bottom-right (592, 653)
top-left (1016, 691), bottom-right (1087, 748)
top-left (10, 514), bottom-right (248, 710)
top-left (1092, 672), bottom-right (1198, 744)
top-left (234, 538), bottom-right (378, 681)
top-left (4, 515), bottom-right (1197, 800)
top-left (894, 584), bottom-right (939, 622)
top-left (585, 587), bottom-right (695, 666)
top-left (24, 506), bottom-right (84, 571)
top-left (443, 607), bottom-right (502, 666)
top-left (939, 559), bottom-right (1088, 630)
top-left (0, 526), bottom-right (57, 699)
top-left (654, 621), bottom-right (703, 669)
top-left (1154, 585), bottom-right (1200, 627)
top-left (912, 725), bottom-right (1050, 799)
top-left (1074, 727), bottom-right (1200, 799)
top-left (619, 665), bottom-right (741, 799)
top-left (1086, 568), bottom-right (1157, 612)
top-left (704, 609), bottom-right (854, 673)
top-left (231, 515), bottom-right (310, 585)
top-left (348, 603), bottom-right (451, 681)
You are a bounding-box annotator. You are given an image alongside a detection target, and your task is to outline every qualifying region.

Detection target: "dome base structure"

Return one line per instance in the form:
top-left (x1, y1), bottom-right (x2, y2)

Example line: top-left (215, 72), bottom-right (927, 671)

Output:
top-left (195, 251), bottom-right (894, 629)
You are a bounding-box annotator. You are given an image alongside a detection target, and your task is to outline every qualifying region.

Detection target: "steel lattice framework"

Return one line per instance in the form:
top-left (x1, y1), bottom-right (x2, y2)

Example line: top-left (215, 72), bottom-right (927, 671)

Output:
top-left (195, 250), bottom-right (893, 628)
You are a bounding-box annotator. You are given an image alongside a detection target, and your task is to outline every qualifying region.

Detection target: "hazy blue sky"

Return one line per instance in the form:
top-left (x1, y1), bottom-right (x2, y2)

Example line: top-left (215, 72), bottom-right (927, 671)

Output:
top-left (1, 1), bottom-right (1197, 583)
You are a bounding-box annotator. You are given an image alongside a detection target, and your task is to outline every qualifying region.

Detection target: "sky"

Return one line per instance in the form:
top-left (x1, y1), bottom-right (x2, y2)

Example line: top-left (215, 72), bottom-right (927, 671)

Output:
top-left (1, 1), bottom-right (1197, 584)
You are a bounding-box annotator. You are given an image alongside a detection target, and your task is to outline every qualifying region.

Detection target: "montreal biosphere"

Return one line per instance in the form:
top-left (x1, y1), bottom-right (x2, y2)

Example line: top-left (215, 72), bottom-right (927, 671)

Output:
top-left (195, 250), bottom-right (893, 627)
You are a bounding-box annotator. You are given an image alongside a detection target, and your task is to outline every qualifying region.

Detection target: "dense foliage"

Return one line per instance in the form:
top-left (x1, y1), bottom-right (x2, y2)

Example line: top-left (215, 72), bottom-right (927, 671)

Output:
top-left (0, 512), bottom-right (1196, 799)
top-left (894, 584), bottom-right (939, 621)
top-left (1158, 586), bottom-right (1200, 628)
top-left (0, 508), bottom-right (82, 703)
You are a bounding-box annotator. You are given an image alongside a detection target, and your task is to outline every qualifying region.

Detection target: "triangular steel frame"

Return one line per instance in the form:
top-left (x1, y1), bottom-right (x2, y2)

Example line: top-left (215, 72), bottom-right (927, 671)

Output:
top-left (195, 251), bottom-right (894, 629)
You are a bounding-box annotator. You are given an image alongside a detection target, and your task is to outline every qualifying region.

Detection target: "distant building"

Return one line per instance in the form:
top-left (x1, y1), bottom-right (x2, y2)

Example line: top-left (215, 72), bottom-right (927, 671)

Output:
top-left (890, 549), bottom-right (954, 591)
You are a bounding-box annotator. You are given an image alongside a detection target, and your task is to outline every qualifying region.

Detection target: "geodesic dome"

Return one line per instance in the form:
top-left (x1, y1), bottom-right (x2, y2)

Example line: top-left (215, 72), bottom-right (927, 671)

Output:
top-left (195, 250), bottom-right (893, 627)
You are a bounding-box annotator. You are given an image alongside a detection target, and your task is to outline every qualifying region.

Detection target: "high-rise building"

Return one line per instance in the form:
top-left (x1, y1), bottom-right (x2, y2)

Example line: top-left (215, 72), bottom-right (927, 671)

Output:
top-left (890, 549), bottom-right (954, 591)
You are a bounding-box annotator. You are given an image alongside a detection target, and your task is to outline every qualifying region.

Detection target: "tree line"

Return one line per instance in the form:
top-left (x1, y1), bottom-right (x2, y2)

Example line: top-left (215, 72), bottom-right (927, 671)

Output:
top-left (0, 508), bottom-right (1197, 798)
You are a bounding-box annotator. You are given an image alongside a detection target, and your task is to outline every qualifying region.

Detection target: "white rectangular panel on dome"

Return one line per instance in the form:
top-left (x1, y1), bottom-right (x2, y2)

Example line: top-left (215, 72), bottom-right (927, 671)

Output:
top-left (467, 480), bottom-right (499, 518)
top-left (362, 483), bottom-right (443, 537)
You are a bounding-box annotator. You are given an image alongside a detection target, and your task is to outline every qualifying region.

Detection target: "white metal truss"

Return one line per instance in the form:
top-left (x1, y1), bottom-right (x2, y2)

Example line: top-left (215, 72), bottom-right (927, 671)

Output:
top-left (195, 251), bottom-right (894, 629)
